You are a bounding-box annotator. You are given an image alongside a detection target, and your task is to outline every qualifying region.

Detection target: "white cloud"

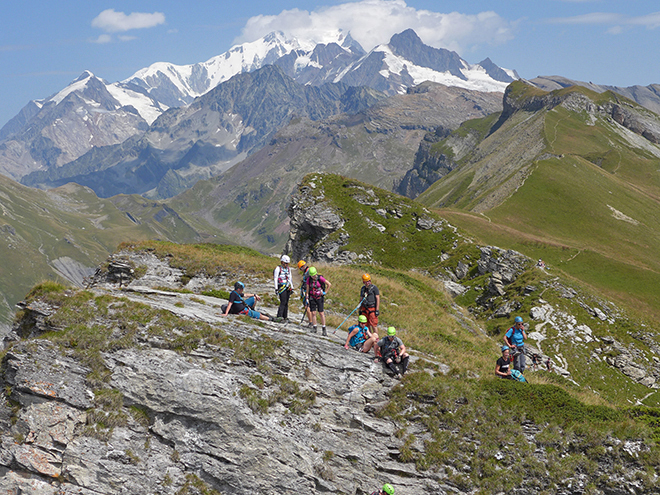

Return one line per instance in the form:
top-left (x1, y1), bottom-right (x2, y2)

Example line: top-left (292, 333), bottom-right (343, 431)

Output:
top-left (235, 0), bottom-right (516, 54)
top-left (549, 11), bottom-right (660, 31)
top-left (548, 13), bottom-right (624, 25)
top-left (629, 12), bottom-right (660, 29)
top-left (91, 34), bottom-right (113, 44)
top-left (92, 9), bottom-right (165, 33)
top-left (118, 35), bottom-right (138, 42)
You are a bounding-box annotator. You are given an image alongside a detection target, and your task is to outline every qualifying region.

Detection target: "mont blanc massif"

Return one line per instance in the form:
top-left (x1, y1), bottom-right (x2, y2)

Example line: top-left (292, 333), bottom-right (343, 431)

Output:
top-left (2, 27), bottom-right (660, 495)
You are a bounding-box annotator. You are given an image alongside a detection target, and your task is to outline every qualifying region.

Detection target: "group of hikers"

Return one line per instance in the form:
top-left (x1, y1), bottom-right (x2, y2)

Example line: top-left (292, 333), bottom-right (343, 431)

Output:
top-left (222, 255), bottom-right (410, 379)
top-left (495, 315), bottom-right (529, 382)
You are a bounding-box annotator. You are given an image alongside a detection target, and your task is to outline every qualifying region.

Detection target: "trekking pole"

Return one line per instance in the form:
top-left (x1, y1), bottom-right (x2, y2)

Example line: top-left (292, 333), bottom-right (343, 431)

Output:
top-left (299, 299), bottom-right (309, 324)
top-left (333, 294), bottom-right (368, 334)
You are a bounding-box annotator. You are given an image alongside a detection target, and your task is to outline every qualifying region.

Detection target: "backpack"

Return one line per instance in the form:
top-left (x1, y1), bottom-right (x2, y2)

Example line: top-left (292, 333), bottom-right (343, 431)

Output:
top-left (307, 275), bottom-right (326, 297)
top-left (511, 369), bottom-right (527, 383)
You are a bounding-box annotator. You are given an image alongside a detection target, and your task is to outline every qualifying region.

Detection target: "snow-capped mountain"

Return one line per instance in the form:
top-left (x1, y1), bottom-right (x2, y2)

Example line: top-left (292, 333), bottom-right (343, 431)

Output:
top-left (122, 31), bottom-right (365, 108)
top-left (0, 29), bottom-right (516, 182)
top-left (0, 71), bottom-right (165, 180)
top-left (122, 29), bottom-right (515, 108)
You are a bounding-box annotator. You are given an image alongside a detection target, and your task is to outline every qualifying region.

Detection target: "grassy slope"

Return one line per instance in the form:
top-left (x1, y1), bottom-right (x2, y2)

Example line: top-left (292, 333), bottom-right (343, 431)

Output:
top-left (0, 177), bottom-right (208, 325)
top-left (418, 86), bottom-right (660, 320)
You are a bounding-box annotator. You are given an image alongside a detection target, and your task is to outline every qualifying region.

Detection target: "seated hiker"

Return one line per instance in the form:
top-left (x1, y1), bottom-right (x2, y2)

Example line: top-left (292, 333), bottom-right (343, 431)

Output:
top-left (496, 346), bottom-right (513, 379)
top-left (223, 281), bottom-right (276, 322)
top-left (374, 327), bottom-right (410, 379)
top-left (371, 483), bottom-right (395, 495)
top-left (306, 266), bottom-right (331, 336)
top-left (504, 316), bottom-right (527, 373)
top-left (344, 314), bottom-right (378, 353)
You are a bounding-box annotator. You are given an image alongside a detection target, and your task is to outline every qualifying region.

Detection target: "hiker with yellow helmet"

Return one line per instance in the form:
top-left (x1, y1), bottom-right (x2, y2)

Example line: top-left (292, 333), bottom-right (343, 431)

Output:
top-left (359, 273), bottom-right (380, 337)
top-left (344, 314), bottom-right (378, 354)
top-left (374, 327), bottom-right (409, 379)
top-left (371, 483), bottom-right (395, 495)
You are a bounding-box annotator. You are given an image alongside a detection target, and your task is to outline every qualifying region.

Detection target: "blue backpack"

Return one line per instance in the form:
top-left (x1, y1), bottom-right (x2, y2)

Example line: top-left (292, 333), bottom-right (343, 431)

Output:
top-left (511, 369), bottom-right (527, 383)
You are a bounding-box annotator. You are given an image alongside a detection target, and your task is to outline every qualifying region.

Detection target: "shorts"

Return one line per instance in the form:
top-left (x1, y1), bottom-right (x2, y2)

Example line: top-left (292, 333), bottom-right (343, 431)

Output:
top-left (309, 296), bottom-right (324, 313)
top-left (360, 306), bottom-right (378, 327)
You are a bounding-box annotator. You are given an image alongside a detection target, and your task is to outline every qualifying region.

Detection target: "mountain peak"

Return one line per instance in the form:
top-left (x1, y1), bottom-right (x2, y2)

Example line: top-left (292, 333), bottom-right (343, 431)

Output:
top-left (386, 29), bottom-right (467, 81)
top-left (73, 70), bottom-right (95, 82)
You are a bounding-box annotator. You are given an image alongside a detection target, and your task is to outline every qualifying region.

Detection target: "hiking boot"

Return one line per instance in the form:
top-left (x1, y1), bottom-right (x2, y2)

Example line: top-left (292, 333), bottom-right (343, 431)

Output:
top-left (311, 326), bottom-right (317, 334)
top-left (393, 373), bottom-right (402, 380)
top-left (322, 327), bottom-right (327, 336)
top-left (272, 316), bottom-right (284, 323)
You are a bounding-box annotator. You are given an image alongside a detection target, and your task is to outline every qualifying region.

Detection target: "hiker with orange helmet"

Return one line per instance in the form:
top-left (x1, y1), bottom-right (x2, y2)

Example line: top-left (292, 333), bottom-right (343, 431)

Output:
top-left (359, 273), bottom-right (380, 336)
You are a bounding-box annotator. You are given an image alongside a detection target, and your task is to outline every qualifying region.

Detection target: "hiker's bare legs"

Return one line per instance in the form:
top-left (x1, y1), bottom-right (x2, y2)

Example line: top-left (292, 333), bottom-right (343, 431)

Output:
top-left (361, 333), bottom-right (379, 353)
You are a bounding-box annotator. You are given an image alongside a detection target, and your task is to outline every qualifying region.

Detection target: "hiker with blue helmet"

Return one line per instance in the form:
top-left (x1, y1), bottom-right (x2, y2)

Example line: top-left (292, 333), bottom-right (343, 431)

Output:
top-left (344, 314), bottom-right (378, 354)
top-left (374, 327), bottom-right (409, 379)
top-left (496, 346), bottom-right (513, 379)
top-left (504, 316), bottom-right (528, 373)
top-left (223, 281), bottom-right (275, 322)
top-left (274, 254), bottom-right (294, 322)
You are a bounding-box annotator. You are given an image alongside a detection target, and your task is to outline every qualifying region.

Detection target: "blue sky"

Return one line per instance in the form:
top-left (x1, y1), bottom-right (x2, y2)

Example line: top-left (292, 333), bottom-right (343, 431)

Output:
top-left (1, 0), bottom-right (659, 127)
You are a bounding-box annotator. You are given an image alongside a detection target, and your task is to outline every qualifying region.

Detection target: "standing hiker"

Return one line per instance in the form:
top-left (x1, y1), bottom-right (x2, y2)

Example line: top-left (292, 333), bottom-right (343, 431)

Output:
top-left (495, 346), bottom-right (513, 379)
top-left (223, 281), bottom-right (275, 322)
top-left (359, 273), bottom-right (380, 336)
top-left (504, 316), bottom-right (528, 373)
top-left (344, 314), bottom-right (378, 354)
top-left (374, 327), bottom-right (409, 379)
top-left (297, 259), bottom-right (312, 326)
top-left (306, 267), bottom-right (331, 336)
top-left (274, 255), bottom-right (294, 322)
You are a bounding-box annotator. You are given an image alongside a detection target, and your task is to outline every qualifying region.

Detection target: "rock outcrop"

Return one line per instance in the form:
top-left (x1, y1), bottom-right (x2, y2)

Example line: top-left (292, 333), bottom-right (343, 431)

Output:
top-left (0, 250), bottom-right (455, 495)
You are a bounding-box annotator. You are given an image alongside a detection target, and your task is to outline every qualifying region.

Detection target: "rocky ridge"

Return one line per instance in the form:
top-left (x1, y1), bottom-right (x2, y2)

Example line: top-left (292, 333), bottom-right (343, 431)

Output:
top-left (1, 250), bottom-right (450, 494)
top-left (2, 241), bottom-right (660, 493)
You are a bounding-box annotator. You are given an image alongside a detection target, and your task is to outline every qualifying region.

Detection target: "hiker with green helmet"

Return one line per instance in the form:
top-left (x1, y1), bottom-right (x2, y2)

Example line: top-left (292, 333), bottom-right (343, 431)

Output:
top-left (374, 327), bottom-right (410, 379)
top-left (305, 266), bottom-right (331, 335)
top-left (297, 260), bottom-right (313, 326)
top-left (344, 314), bottom-right (378, 353)
top-left (504, 316), bottom-right (528, 373)
top-left (371, 483), bottom-right (395, 495)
